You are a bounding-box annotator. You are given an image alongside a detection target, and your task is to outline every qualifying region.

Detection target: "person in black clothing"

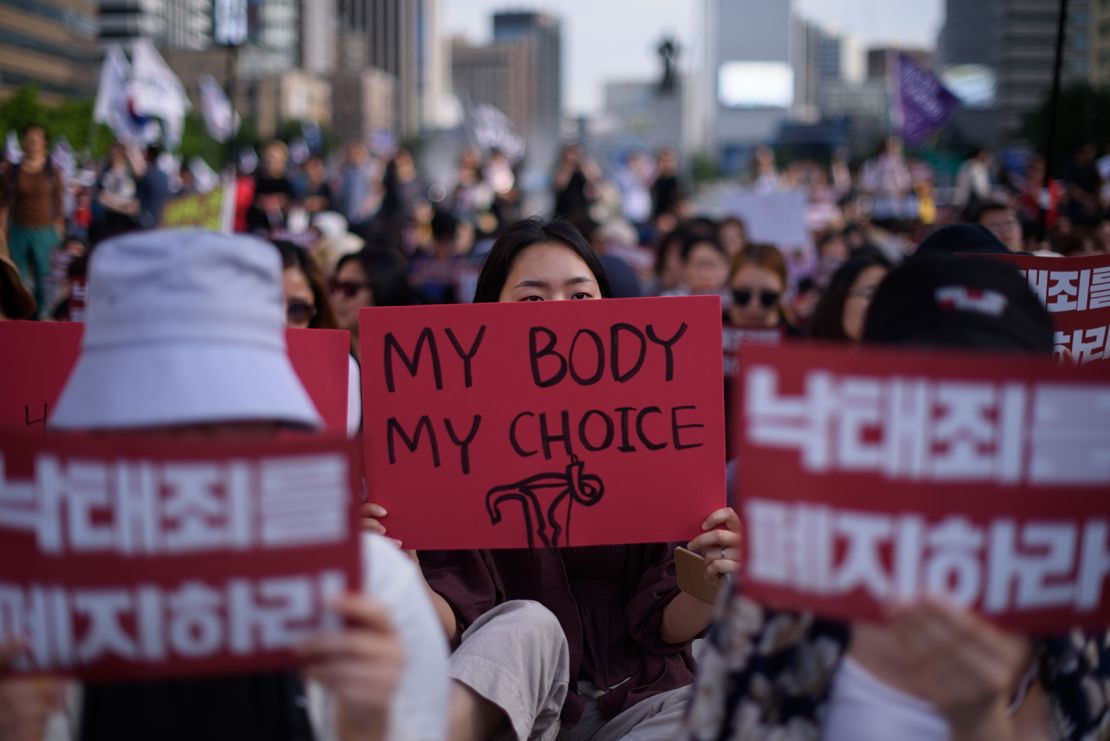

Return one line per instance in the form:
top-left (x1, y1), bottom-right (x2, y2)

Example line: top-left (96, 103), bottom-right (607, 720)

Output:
top-left (246, 140), bottom-right (298, 234)
top-left (553, 144), bottom-right (598, 222)
top-left (650, 147), bottom-right (683, 222)
top-left (299, 154), bottom-right (335, 215)
top-left (1064, 142), bottom-right (1103, 226)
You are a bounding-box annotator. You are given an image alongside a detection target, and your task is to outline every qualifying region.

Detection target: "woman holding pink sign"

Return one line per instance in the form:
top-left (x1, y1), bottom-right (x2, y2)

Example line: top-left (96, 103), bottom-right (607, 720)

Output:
top-left (365, 217), bottom-right (742, 741)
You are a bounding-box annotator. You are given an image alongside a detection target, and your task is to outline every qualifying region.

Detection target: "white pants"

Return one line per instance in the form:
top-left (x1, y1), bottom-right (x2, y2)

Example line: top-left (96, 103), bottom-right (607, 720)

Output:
top-left (449, 600), bottom-right (570, 741)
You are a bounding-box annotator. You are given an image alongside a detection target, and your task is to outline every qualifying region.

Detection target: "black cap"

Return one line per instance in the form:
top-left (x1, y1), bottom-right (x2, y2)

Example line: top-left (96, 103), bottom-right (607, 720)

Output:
top-left (915, 224), bottom-right (1010, 255)
top-left (863, 252), bottom-right (1054, 355)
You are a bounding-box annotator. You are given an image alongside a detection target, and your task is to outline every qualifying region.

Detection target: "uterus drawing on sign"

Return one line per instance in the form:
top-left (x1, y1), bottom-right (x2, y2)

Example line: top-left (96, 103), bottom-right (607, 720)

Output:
top-left (485, 455), bottom-right (605, 548)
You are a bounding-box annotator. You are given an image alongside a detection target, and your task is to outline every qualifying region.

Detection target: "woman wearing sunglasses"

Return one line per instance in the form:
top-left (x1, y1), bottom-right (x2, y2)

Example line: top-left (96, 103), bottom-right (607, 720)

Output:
top-left (330, 246), bottom-right (417, 347)
top-left (275, 240), bottom-right (337, 330)
top-left (726, 243), bottom-right (789, 330)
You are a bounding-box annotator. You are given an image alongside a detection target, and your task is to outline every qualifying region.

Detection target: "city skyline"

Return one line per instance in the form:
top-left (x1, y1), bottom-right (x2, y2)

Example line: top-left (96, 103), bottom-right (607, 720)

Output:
top-left (444, 0), bottom-right (944, 115)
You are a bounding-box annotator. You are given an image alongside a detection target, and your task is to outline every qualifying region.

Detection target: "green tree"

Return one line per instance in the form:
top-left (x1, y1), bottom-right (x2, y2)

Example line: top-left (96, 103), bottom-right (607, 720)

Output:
top-left (1022, 82), bottom-right (1110, 159)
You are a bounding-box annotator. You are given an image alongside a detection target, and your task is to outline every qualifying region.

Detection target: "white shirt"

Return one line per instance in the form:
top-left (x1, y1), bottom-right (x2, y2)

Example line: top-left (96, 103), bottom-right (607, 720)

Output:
top-left (821, 657), bottom-right (949, 741)
top-left (309, 533), bottom-right (449, 741)
top-left (347, 354), bottom-right (362, 437)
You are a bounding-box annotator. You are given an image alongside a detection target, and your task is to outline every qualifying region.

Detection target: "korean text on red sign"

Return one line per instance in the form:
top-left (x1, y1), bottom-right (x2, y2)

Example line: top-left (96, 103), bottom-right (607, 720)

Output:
top-left (0, 322), bottom-right (351, 433)
top-left (988, 252), bottom-right (1110, 365)
top-left (736, 343), bottom-right (1110, 632)
top-left (0, 432), bottom-right (362, 681)
top-left (359, 297), bottom-right (727, 550)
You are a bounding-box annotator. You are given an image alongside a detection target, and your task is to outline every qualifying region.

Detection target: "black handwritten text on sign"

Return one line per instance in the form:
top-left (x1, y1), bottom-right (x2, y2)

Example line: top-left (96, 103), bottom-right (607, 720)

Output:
top-left (359, 297), bottom-right (727, 549)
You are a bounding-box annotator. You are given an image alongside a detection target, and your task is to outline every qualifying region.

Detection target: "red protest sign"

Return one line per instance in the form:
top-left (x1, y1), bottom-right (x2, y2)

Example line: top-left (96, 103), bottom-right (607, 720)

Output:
top-left (359, 297), bottom-right (727, 550)
top-left (987, 252), bottom-right (1110, 364)
top-left (286, 328), bottom-right (351, 433)
top-left (0, 431), bottom-right (361, 681)
top-left (0, 321), bottom-right (82, 432)
top-left (736, 342), bottom-right (1110, 632)
top-left (0, 323), bottom-right (350, 433)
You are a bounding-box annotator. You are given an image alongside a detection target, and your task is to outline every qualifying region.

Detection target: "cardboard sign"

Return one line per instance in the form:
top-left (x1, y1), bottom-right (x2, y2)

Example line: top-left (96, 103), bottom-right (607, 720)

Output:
top-left (0, 323), bottom-right (351, 433)
top-left (359, 297), bottom-right (727, 550)
top-left (736, 343), bottom-right (1110, 632)
top-left (161, 188), bottom-right (228, 231)
top-left (0, 432), bottom-right (361, 680)
top-left (988, 253), bottom-right (1110, 364)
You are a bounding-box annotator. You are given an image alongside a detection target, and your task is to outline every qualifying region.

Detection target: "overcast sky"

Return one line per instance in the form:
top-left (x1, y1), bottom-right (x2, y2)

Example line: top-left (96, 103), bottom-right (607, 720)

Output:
top-left (443, 0), bottom-right (945, 115)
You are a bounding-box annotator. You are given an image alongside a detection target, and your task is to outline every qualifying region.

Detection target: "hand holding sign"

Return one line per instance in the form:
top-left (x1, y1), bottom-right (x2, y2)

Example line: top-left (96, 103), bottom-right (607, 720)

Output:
top-left (888, 598), bottom-right (1031, 736)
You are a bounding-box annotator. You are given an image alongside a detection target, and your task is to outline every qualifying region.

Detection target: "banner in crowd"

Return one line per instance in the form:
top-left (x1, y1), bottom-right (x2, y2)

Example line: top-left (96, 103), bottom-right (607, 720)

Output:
top-left (891, 52), bottom-right (960, 145)
top-left (0, 432), bottom-right (361, 680)
top-left (737, 343), bottom-right (1110, 632)
top-left (715, 188), bottom-right (811, 267)
top-left (0, 323), bottom-right (350, 434)
top-left (987, 252), bottom-right (1110, 365)
top-left (359, 297), bottom-right (727, 549)
top-left (161, 186), bottom-right (231, 231)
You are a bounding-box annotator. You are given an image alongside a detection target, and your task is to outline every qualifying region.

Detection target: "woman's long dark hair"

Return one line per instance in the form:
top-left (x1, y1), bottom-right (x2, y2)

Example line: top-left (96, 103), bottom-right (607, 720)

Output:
top-left (473, 217), bottom-right (612, 303)
top-left (808, 248), bottom-right (892, 341)
top-left (273, 240), bottom-right (338, 329)
top-left (335, 245), bottom-right (418, 308)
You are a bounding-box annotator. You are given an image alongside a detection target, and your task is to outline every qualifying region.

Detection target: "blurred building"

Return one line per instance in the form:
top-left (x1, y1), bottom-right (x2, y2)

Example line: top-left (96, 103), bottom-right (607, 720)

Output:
top-left (598, 74), bottom-right (695, 154)
top-left (302, 0), bottom-right (337, 75)
top-left (451, 11), bottom-right (563, 171)
top-left (866, 46), bottom-right (934, 80)
top-left (99, 0), bottom-right (212, 50)
top-left (938, 0), bottom-right (1092, 144)
top-left (0, 0), bottom-right (99, 102)
top-left (492, 11), bottom-right (562, 169)
top-left (703, 0), bottom-right (797, 171)
top-left (333, 0), bottom-right (441, 137)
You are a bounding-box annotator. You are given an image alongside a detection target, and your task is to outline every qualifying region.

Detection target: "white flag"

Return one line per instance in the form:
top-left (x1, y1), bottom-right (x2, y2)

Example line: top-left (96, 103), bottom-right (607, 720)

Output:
top-left (5, 132), bottom-right (22, 164)
top-left (128, 39), bottom-right (191, 148)
top-left (94, 45), bottom-right (156, 144)
top-left (198, 75), bottom-right (240, 143)
top-left (51, 136), bottom-right (76, 182)
top-left (189, 157), bottom-right (220, 193)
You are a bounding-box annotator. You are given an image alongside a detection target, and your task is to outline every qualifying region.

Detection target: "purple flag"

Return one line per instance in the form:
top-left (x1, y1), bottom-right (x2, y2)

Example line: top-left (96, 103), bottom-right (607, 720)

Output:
top-left (893, 52), bottom-right (960, 145)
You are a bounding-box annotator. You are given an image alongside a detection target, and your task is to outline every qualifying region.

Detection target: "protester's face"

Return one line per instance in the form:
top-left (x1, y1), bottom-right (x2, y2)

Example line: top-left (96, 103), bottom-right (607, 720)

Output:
top-left (685, 242), bottom-right (729, 295)
top-left (979, 208), bottom-right (1023, 252)
top-left (330, 260), bottom-right (373, 331)
top-left (283, 267), bottom-right (317, 329)
top-left (264, 147), bottom-right (286, 174)
top-left (499, 242), bottom-right (601, 302)
top-left (21, 127), bottom-right (45, 157)
top-left (842, 265), bottom-right (887, 341)
top-left (819, 236), bottom-right (849, 264)
top-left (730, 265), bottom-right (784, 328)
top-left (719, 223), bottom-right (746, 258)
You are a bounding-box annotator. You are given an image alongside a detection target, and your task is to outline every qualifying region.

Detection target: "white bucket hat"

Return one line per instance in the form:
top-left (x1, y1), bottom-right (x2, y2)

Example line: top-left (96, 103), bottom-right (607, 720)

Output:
top-left (50, 229), bottom-right (323, 430)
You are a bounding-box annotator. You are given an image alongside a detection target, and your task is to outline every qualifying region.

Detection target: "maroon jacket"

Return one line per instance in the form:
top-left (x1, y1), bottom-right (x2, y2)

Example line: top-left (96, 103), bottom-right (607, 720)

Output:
top-left (420, 544), bottom-right (696, 726)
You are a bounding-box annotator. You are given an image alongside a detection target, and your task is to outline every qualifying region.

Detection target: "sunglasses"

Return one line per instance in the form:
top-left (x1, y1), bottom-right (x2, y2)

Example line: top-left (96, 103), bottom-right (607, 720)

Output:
top-left (286, 299), bottom-right (317, 325)
top-left (330, 279), bottom-right (371, 298)
top-left (733, 287), bottom-right (781, 309)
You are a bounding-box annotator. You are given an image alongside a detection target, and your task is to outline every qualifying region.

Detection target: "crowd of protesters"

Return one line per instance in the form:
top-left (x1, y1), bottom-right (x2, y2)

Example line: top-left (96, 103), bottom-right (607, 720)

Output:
top-left (0, 119), bottom-right (1108, 741)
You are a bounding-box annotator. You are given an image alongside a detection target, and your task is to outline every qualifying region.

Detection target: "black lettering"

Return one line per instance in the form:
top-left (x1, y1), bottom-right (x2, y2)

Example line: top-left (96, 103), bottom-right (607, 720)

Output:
top-left (444, 325), bottom-right (486, 388)
top-left (384, 328), bottom-right (443, 392)
top-left (615, 406), bottom-right (637, 452)
top-left (611, 323), bottom-right (647, 382)
top-left (529, 327), bottom-right (566, 388)
top-left (539, 410), bottom-right (573, 460)
top-left (646, 323), bottom-right (689, 381)
top-left (444, 415), bottom-right (482, 474)
top-left (24, 404), bottom-right (47, 430)
top-left (386, 416), bottom-right (440, 467)
top-left (568, 329), bottom-right (605, 385)
top-left (636, 407), bottom-right (668, 450)
top-left (672, 405), bottom-right (705, 450)
top-left (509, 412), bottom-right (538, 458)
top-left (579, 410), bottom-right (615, 452)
